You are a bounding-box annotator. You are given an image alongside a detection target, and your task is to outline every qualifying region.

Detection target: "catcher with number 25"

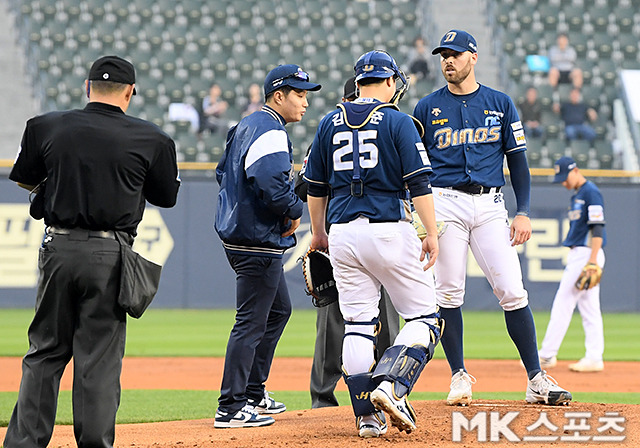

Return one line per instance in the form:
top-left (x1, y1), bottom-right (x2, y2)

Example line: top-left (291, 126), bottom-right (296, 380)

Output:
top-left (538, 157), bottom-right (607, 373)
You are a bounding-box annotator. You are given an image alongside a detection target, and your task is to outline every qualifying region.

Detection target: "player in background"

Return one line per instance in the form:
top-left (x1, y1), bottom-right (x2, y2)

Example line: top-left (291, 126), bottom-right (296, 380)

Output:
top-left (538, 157), bottom-right (606, 372)
top-left (413, 30), bottom-right (572, 406)
top-left (304, 50), bottom-right (442, 437)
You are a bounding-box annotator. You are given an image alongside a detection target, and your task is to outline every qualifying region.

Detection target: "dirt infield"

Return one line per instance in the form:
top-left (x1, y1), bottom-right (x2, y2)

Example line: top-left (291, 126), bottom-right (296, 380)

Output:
top-left (1, 357), bottom-right (638, 447)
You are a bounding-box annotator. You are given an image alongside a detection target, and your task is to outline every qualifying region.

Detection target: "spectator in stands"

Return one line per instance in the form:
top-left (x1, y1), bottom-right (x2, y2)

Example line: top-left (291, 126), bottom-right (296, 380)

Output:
top-left (518, 86), bottom-right (544, 139)
top-left (242, 82), bottom-right (263, 118)
top-left (405, 36), bottom-right (432, 80)
top-left (199, 82), bottom-right (229, 134)
top-left (554, 88), bottom-right (597, 143)
top-left (548, 33), bottom-right (583, 90)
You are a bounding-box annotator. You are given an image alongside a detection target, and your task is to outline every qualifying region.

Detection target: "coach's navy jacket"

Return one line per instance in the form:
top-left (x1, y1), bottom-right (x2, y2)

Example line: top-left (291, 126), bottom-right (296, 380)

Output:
top-left (215, 105), bottom-right (303, 258)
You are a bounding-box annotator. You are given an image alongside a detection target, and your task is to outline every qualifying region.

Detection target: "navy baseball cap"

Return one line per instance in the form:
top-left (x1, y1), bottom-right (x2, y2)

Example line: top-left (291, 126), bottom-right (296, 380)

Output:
top-left (88, 55), bottom-right (136, 94)
top-left (343, 76), bottom-right (357, 100)
top-left (432, 30), bottom-right (478, 55)
top-left (264, 64), bottom-right (321, 97)
top-left (553, 156), bottom-right (577, 183)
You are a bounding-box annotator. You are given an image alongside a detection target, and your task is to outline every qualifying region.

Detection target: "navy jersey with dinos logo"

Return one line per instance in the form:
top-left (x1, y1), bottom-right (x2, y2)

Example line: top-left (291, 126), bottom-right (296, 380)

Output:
top-left (304, 98), bottom-right (431, 224)
top-left (564, 180), bottom-right (606, 248)
top-left (413, 84), bottom-right (526, 187)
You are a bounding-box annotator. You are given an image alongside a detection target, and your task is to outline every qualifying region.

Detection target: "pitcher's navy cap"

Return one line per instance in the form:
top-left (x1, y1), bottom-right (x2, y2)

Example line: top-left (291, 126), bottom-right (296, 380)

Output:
top-left (432, 30), bottom-right (478, 55)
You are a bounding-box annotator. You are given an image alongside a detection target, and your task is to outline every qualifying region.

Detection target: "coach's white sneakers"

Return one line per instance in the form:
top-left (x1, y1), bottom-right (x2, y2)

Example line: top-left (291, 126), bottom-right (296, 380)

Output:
top-left (370, 381), bottom-right (417, 433)
top-left (248, 390), bottom-right (287, 414)
top-left (569, 358), bottom-right (604, 372)
top-left (358, 411), bottom-right (388, 438)
top-left (526, 371), bottom-right (572, 405)
top-left (447, 369), bottom-right (476, 406)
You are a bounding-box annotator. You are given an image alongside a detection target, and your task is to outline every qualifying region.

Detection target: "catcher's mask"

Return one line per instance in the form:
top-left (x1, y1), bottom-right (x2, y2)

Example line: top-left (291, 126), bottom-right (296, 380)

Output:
top-left (354, 50), bottom-right (410, 104)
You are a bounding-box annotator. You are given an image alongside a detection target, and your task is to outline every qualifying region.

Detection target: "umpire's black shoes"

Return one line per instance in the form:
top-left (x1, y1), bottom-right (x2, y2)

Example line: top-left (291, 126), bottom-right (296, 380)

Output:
top-left (248, 390), bottom-right (287, 414)
top-left (214, 405), bottom-right (275, 428)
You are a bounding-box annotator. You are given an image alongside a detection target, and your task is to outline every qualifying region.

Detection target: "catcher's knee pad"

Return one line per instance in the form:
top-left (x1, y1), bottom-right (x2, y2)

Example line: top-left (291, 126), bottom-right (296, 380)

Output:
top-left (372, 343), bottom-right (432, 399)
top-left (344, 372), bottom-right (378, 417)
top-left (343, 317), bottom-right (381, 373)
top-left (343, 317), bottom-right (380, 344)
top-left (405, 313), bottom-right (444, 346)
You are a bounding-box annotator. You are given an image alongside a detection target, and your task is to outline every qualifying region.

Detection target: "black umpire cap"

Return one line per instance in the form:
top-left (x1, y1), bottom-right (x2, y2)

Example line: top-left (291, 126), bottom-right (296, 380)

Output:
top-left (343, 76), bottom-right (357, 101)
top-left (89, 55), bottom-right (137, 95)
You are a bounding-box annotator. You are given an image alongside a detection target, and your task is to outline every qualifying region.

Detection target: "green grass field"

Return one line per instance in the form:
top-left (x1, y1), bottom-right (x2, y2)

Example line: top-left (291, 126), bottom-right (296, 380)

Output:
top-left (1, 309), bottom-right (639, 426)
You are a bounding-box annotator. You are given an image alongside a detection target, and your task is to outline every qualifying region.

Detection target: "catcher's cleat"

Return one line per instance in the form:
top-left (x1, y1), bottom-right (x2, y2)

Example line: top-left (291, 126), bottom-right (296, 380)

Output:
top-left (370, 381), bottom-right (417, 433)
top-left (569, 358), bottom-right (604, 372)
top-left (526, 371), bottom-right (572, 405)
top-left (214, 405), bottom-right (275, 428)
top-left (358, 411), bottom-right (388, 438)
top-left (447, 369), bottom-right (476, 406)
top-left (248, 390), bottom-right (286, 414)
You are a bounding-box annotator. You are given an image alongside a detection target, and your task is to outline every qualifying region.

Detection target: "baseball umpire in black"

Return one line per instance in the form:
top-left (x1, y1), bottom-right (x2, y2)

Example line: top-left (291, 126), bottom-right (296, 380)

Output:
top-left (4, 55), bottom-right (180, 448)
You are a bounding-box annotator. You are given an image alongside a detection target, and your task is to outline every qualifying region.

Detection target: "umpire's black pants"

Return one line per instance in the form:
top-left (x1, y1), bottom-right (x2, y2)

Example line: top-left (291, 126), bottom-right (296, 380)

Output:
top-left (3, 231), bottom-right (126, 448)
top-left (218, 252), bottom-right (292, 414)
top-left (310, 288), bottom-right (399, 408)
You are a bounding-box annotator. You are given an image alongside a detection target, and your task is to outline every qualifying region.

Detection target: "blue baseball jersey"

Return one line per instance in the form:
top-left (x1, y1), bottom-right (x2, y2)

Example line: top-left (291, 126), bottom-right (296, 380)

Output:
top-left (304, 99), bottom-right (431, 224)
top-left (413, 84), bottom-right (526, 187)
top-left (563, 180), bottom-right (606, 248)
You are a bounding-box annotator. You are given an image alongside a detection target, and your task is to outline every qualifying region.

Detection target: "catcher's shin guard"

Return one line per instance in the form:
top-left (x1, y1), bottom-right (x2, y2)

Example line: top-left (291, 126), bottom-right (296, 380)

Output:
top-left (372, 315), bottom-right (443, 398)
top-left (344, 372), bottom-right (378, 417)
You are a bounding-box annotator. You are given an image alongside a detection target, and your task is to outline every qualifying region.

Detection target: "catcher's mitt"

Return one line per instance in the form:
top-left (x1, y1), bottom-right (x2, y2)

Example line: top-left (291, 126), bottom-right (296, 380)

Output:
top-left (411, 210), bottom-right (447, 240)
top-left (301, 248), bottom-right (339, 307)
top-left (575, 263), bottom-right (603, 290)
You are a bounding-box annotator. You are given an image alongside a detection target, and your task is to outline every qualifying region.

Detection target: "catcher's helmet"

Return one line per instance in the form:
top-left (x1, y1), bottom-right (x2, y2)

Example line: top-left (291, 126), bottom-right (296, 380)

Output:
top-left (354, 50), bottom-right (409, 103)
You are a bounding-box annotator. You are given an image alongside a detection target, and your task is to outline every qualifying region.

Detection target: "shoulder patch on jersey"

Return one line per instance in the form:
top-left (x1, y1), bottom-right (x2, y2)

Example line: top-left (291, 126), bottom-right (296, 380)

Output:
top-left (588, 204), bottom-right (605, 222)
top-left (511, 121), bottom-right (523, 131)
top-left (514, 129), bottom-right (526, 145)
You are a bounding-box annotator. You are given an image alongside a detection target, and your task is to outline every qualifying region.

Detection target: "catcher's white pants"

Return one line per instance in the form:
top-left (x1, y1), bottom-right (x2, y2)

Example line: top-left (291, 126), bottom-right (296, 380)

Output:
top-left (432, 187), bottom-right (528, 311)
top-left (328, 217), bottom-right (437, 375)
top-left (539, 246), bottom-right (605, 361)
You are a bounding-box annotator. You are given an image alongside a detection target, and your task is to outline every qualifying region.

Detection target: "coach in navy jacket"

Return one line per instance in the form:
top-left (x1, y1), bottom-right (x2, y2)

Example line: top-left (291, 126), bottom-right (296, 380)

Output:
top-left (213, 64), bottom-right (320, 428)
top-left (215, 105), bottom-right (303, 256)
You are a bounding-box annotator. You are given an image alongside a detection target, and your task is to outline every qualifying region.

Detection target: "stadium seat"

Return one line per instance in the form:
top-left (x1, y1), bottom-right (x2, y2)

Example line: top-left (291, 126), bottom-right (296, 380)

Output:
top-left (614, 5), bottom-right (635, 33)
top-left (538, 3), bottom-right (561, 31)
top-left (514, 3), bottom-right (536, 30)
top-left (545, 138), bottom-right (568, 162)
top-left (593, 140), bottom-right (613, 169)
top-left (587, 6), bottom-right (610, 33)
top-left (563, 5), bottom-right (585, 32)
top-left (617, 33), bottom-right (638, 61)
top-left (591, 32), bottom-right (613, 60)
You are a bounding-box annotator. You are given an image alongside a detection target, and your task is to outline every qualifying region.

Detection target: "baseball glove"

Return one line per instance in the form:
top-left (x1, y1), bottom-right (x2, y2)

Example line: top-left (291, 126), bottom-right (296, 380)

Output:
top-left (575, 263), bottom-right (603, 290)
top-left (301, 248), bottom-right (339, 307)
top-left (411, 211), bottom-right (447, 240)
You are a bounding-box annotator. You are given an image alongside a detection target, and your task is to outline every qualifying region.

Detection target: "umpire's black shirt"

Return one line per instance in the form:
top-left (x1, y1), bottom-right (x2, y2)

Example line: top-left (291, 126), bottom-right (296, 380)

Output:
top-left (10, 102), bottom-right (180, 235)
